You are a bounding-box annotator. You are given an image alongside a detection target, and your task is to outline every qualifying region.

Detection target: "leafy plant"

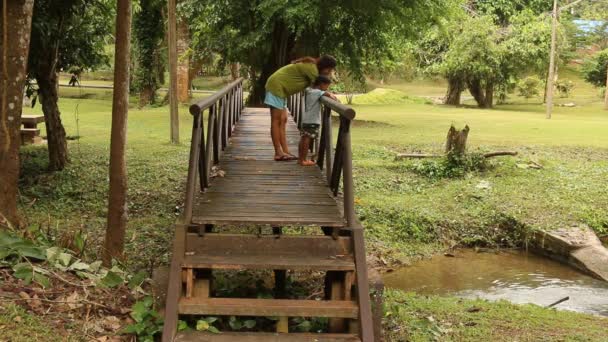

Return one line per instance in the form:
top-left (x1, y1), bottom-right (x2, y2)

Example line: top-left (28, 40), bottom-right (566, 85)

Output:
top-left (517, 76), bottom-right (542, 100)
top-left (555, 80), bottom-right (575, 98)
top-left (122, 297), bottom-right (163, 341)
top-left (582, 49), bottom-right (608, 87)
top-left (196, 316), bottom-right (220, 334)
top-left (410, 152), bottom-right (488, 179)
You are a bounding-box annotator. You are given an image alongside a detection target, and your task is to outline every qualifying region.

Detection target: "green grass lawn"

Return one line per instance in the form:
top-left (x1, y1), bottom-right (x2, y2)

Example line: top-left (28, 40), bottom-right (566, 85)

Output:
top-left (15, 76), bottom-right (608, 341)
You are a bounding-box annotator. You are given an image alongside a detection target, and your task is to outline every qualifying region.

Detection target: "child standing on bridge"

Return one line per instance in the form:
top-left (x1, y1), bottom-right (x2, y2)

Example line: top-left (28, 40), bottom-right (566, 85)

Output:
top-left (298, 75), bottom-right (337, 166)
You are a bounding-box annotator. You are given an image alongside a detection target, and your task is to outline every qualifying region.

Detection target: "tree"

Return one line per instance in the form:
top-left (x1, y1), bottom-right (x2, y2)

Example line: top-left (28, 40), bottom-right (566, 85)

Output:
top-left (582, 49), bottom-right (608, 109)
top-left (0, 0), bottom-right (34, 228)
top-left (133, 0), bottom-right (166, 106)
top-left (103, 0), bottom-right (132, 266)
top-left (180, 0), bottom-right (448, 104)
top-left (417, 5), bottom-right (555, 108)
top-left (28, 0), bottom-right (113, 170)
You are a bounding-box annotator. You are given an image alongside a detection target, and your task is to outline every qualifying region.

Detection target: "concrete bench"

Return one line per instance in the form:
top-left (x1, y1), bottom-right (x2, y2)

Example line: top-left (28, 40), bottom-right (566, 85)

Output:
top-left (21, 114), bottom-right (44, 145)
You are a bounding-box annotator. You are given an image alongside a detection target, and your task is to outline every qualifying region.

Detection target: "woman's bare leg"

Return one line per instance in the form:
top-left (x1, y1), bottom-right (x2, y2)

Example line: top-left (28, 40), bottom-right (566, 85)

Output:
top-left (270, 107), bottom-right (285, 159)
top-left (279, 109), bottom-right (291, 156)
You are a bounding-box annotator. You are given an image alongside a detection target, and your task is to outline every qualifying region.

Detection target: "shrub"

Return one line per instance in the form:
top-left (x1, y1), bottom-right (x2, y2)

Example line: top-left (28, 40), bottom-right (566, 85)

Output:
top-left (582, 49), bottom-right (608, 87)
top-left (517, 76), bottom-right (542, 99)
top-left (555, 79), bottom-right (574, 98)
top-left (409, 152), bottom-right (488, 179)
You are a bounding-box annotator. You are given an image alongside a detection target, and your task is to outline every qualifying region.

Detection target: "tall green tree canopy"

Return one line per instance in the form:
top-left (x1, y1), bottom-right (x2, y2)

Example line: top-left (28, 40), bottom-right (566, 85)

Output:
top-left (179, 0), bottom-right (448, 103)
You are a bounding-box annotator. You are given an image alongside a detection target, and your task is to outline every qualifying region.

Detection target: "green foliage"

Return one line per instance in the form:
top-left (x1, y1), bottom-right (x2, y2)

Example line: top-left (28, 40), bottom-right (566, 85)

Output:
top-left (179, 0), bottom-right (449, 101)
top-left (517, 76), bottom-right (543, 99)
top-left (410, 153), bottom-right (489, 179)
top-left (196, 317), bottom-right (221, 333)
top-left (122, 297), bottom-right (163, 341)
top-left (582, 49), bottom-right (608, 87)
top-left (28, 0), bottom-right (113, 77)
top-left (555, 79), bottom-right (575, 98)
top-left (472, 0), bottom-right (553, 25)
top-left (133, 0), bottom-right (166, 101)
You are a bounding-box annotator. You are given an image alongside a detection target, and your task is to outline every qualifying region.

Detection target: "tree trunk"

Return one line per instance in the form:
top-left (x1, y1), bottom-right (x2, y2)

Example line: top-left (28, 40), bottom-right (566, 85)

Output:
top-left (103, 0), bottom-right (132, 266)
top-left (36, 71), bottom-right (68, 171)
top-left (484, 81), bottom-right (494, 108)
top-left (467, 79), bottom-right (490, 108)
top-left (445, 125), bottom-right (470, 156)
top-left (445, 77), bottom-right (464, 105)
top-left (546, 0), bottom-right (558, 119)
top-left (230, 63), bottom-right (241, 80)
top-left (138, 84), bottom-right (155, 108)
top-left (250, 20), bottom-right (295, 105)
top-left (188, 58), bottom-right (203, 90)
top-left (0, 0), bottom-right (34, 228)
top-left (177, 16), bottom-right (189, 103)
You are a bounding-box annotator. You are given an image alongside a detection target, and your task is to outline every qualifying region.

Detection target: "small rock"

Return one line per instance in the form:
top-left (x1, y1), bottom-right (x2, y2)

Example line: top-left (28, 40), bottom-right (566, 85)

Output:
top-left (18, 291), bottom-right (30, 300)
top-left (13, 316), bottom-right (22, 323)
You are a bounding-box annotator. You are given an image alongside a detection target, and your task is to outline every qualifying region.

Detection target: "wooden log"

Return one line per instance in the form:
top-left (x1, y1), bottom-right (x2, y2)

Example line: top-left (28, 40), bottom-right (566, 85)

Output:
top-left (394, 153), bottom-right (441, 160)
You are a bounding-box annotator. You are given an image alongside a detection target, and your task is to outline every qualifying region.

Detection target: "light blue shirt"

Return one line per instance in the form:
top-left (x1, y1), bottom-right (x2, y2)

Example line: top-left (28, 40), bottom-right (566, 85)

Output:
top-left (302, 88), bottom-right (325, 125)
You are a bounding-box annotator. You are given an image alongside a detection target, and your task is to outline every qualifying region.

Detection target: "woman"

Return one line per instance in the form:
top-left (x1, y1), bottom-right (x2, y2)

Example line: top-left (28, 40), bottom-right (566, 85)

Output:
top-left (265, 55), bottom-right (337, 161)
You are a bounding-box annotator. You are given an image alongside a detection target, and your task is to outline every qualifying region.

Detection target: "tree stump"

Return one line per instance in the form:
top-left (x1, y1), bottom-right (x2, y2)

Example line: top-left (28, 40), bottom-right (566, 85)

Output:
top-left (445, 125), bottom-right (470, 156)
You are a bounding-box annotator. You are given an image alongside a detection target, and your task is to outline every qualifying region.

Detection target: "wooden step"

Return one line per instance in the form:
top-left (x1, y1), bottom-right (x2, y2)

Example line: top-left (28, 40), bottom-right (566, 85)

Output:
top-left (175, 331), bottom-right (360, 342)
top-left (183, 253), bottom-right (354, 271)
top-left (178, 298), bottom-right (358, 318)
top-left (184, 233), bottom-right (353, 269)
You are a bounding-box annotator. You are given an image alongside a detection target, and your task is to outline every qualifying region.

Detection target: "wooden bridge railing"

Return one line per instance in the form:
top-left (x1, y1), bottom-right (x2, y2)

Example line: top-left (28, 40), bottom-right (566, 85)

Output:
top-left (184, 78), bottom-right (244, 223)
top-left (288, 92), bottom-right (375, 342)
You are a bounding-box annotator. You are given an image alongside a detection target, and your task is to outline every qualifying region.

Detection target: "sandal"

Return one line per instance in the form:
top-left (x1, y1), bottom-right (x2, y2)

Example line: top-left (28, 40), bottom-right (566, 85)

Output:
top-left (285, 154), bottom-right (299, 161)
top-left (274, 155), bottom-right (291, 162)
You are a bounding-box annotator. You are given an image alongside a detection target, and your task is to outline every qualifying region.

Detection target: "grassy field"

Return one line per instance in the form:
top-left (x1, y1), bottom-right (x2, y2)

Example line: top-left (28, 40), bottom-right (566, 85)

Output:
top-left (14, 74), bottom-right (608, 340)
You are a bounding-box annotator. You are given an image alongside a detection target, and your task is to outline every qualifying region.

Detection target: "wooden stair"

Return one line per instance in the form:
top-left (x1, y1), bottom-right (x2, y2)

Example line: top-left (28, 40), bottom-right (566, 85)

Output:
top-left (178, 298), bottom-right (359, 318)
top-left (174, 332), bottom-right (361, 342)
top-left (162, 81), bottom-right (377, 341)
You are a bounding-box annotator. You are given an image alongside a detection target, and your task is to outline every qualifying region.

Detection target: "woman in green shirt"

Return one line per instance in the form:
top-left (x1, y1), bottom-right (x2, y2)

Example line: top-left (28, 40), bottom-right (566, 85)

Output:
top-left (265, 55), bottom-right (337, 161)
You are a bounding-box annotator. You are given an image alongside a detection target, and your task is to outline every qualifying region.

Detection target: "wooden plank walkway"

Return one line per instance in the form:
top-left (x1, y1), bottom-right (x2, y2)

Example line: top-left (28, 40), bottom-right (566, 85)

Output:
top-left (192, 107), bottom-right (345, 227)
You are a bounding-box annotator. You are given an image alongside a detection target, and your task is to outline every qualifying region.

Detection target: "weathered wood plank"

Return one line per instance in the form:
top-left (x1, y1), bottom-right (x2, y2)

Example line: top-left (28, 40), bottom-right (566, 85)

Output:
top-left (174, 332), bottom-right (361, 342)
top-left (178, 298), bottom-right (358, 318)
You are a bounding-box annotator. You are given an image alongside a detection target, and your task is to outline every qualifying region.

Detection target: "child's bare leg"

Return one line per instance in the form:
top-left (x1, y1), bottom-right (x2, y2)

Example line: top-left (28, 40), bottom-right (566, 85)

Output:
top-left (299, 136), bottom-right (315, 166)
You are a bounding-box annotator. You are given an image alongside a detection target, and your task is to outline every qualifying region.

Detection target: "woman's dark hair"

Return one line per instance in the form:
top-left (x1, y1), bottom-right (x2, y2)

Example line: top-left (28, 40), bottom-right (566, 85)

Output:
top-left (317, 55), bottom-right (337, 71)
top-left (313, 75), bottom-right (332, 86)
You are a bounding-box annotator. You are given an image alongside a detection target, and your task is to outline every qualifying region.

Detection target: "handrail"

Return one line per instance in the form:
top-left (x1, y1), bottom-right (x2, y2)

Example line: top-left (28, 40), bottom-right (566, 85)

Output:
top-left (288, 91), bottom-right (374, 342)
top-left (190, 78), bottom-right (244, 115)
top-left (183, 78), bottom-right (244, 223)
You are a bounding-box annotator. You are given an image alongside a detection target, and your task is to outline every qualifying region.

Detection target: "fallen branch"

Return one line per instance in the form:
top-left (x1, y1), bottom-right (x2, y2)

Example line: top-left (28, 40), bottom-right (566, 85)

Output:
top-left (395, 153), bottom-right (441, 160)
top-left (483, 151), bottom-right (518, 158)
top-left (395, 151), bottom-right (518, 160)
top-left (546, 296), bottom-right (569, 308)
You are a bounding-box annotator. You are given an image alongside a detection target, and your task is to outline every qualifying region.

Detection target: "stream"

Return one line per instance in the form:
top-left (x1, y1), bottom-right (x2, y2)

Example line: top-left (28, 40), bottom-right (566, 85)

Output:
top-left (383, 249), bottom-right (608, 316)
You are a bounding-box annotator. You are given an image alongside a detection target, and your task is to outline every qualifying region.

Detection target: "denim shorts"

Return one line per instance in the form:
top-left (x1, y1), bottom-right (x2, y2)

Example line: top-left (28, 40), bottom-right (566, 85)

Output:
top-left (264, 91), bottom-right (287, 109)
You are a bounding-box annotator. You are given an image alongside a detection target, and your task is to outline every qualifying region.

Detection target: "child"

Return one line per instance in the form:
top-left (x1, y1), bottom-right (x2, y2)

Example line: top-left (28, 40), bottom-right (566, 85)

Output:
top-left (298, 75), bottom-right (337, 166)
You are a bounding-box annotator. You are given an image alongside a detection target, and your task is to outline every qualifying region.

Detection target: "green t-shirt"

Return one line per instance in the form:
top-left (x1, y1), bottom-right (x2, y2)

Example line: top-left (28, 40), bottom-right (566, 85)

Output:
top-left (265, 63), bottom-right (319, 99)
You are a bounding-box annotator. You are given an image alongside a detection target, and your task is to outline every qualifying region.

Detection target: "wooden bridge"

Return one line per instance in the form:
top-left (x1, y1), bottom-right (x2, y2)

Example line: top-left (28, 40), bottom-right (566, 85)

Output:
top-left (162, 79), bottom-right (379, 341)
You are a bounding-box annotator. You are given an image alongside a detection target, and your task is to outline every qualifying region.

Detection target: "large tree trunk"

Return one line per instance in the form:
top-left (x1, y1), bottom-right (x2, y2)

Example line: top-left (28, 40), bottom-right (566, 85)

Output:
top-left (484, 81), bottom-right (494, 108)
top-left (230, 63), bottom-right (241, 80)
top-left (36, 70), bottom-right (68, 171)
top-left (0, 0), bottom-right (34, 228)
top-left (467, 79), bottom-right (492, 108)
top-left (103, 0), bottom-right (132, 266)
top-left (445, 77), bottom-right (464, 105)
top-left (177, 17), bottom-right (189, 103)
top-left (188, 58), bottom-right (203, 90)
top-left (250, 20), bottom-right (295, 105)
